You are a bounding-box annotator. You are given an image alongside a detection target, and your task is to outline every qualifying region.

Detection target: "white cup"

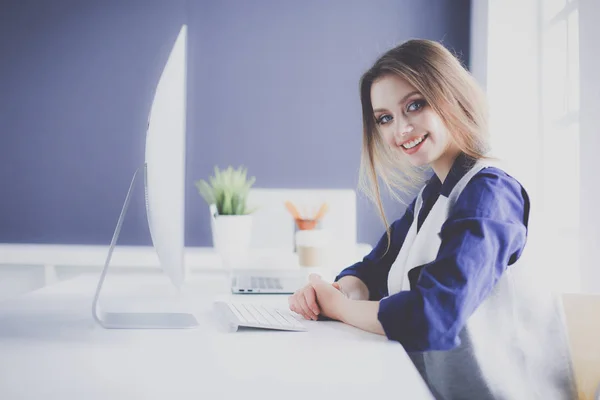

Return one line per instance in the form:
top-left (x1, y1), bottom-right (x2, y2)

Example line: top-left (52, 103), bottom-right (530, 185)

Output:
top-left (295, 229), bottom-right (331, 267)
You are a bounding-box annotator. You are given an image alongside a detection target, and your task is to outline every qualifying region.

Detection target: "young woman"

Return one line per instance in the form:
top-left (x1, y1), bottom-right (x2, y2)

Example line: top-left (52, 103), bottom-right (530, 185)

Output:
top-left (288, 39), bottom-right (575, 399)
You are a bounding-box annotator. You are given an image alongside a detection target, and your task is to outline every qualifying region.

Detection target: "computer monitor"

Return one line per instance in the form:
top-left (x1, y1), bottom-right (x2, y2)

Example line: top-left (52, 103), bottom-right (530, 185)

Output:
top-left (92, 25), bottom-right (198, 329)
top-left (145, 24), bottom-right (187, 289)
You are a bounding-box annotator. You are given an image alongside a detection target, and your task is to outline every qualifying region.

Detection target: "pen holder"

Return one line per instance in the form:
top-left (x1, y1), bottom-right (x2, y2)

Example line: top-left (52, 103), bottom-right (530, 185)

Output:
top-left (295, 229), bottom-right (330, 267)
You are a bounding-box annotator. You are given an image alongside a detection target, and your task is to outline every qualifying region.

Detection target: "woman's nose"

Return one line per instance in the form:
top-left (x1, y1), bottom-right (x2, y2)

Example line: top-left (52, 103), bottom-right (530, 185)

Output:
top-left (394, 121), bottom-right (414, 138)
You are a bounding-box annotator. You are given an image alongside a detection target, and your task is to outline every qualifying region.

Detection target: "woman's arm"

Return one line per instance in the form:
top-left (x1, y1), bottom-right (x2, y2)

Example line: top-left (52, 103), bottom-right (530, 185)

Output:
top-left (376, 170), bottom-right (530, 351)
top-left (315, 169), bottom-right (530, 350)
top-left (334, 198), bottom-right (417, 301)
top-left (339, 299), bottom-right (385, 335)
top-left (335, 275), bottom-right (370, 301)
top-left (307, 274), bottom-right (384, 335)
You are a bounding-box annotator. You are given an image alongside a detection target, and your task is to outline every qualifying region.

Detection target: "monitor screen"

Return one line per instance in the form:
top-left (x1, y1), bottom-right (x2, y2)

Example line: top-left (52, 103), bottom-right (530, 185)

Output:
top-left (144, 25), bottom-right (187, 288)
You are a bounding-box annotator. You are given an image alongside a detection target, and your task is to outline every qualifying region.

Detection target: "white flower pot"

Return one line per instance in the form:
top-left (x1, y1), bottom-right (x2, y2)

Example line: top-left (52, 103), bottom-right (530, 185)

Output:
top-left (211, 214), bottom-right (253, 268)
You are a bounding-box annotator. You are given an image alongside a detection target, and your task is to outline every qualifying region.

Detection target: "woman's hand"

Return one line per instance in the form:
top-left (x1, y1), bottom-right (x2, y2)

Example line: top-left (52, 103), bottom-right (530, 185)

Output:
top-left (288, 275), bottom-right (347, 321)
top-left (308, 274), bottom-right (350, 321)
top-left (288, 274), bottom-right (384, 335)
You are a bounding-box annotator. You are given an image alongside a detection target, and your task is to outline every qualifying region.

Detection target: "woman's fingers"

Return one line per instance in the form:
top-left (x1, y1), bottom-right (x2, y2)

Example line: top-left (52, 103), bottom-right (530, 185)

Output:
top-left (288, 285), bottom-right (319, 320)
top-left (289, 283), bottom-right (329, 320)
top-left (290, 280), bottom-right (346, 320)
top-left (303, 286), bottom-right (320, 317)
top-left (297, 289), bottom-right (317, 320)
top-left (289, 289), bottom-right (304, 316)
top-left (288, 295), bottom-right (298, 314)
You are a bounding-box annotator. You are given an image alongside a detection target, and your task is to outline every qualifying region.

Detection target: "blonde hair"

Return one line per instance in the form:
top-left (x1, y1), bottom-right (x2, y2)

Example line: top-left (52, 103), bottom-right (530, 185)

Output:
top-left (358, 39), bottom-right (491, 248)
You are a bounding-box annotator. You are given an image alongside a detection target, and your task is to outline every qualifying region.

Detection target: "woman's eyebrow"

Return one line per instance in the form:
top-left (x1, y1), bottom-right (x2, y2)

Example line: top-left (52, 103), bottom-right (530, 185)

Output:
top-left (373, 91), bottom-right (420, 113)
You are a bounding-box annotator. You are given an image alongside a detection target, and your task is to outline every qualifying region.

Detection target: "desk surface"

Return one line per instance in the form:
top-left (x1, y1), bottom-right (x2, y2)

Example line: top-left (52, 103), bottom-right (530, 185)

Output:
top-left (0, 271), bottom-right (433, 400)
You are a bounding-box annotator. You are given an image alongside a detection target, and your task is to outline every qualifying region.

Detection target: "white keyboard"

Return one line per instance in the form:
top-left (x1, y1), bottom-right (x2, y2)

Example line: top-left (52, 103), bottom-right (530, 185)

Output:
top-left (214, 301), bottom-right (307, 332)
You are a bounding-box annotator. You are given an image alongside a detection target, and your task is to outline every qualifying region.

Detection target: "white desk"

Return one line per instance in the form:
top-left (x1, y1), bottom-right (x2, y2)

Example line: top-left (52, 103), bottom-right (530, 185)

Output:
top-left (0, 243), bottom-right (374, 287)
top-left (0, 271), bottom-right (433, 400)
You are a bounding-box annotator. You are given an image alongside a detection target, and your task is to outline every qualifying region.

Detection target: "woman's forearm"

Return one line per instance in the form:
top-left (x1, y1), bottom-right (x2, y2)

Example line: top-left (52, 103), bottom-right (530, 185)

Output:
top-left (340, 300), bottom-right (386, 336)
top-left (337, 275), bottom-right (370, 301)
top-left (335, 276), bottom-right (386, 336)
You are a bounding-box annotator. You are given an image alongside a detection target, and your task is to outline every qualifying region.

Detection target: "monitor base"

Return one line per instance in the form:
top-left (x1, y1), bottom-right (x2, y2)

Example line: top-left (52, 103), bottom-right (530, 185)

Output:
top-left (92, 166), bottom-right (199, 330)
top-left (95, 310), bottom-right (198, 329)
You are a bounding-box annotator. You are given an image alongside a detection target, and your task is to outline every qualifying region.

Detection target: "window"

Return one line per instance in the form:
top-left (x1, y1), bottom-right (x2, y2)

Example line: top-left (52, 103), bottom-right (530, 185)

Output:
top-left (539, 0), bottom-right (580, 291)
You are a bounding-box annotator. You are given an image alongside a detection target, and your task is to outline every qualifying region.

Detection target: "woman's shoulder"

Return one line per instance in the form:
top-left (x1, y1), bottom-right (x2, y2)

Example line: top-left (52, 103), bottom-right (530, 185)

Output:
top-left (472, 164), bottom-right (527, 192)
top-left (456, 164), bottom-right (530, 219)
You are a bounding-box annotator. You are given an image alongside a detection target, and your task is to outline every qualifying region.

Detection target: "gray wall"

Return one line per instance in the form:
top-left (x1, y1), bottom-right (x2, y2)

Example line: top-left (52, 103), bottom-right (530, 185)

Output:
top-left (0, 0), bottom-right (471, 248)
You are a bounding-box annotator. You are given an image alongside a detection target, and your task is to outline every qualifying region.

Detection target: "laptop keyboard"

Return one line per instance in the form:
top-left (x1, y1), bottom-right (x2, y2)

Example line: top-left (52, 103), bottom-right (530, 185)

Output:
top-left (214, 301), bottom-right (307, 331)
top-left (236, 276), bottom-right (284, 290)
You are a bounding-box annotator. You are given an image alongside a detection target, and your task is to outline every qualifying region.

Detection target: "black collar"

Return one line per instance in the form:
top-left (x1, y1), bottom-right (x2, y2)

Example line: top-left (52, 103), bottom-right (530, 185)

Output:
top-left (426, 153), bottom-right (476, 197)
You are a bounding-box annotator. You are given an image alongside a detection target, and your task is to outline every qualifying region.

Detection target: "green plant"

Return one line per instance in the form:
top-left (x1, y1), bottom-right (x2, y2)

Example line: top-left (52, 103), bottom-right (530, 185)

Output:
top-left (195, 165), bottom-right (256, 215)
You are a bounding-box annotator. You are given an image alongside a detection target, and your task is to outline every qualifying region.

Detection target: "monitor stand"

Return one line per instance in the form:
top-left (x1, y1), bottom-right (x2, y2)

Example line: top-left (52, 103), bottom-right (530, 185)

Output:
top-left (92, 165), bottom-right (199, 329)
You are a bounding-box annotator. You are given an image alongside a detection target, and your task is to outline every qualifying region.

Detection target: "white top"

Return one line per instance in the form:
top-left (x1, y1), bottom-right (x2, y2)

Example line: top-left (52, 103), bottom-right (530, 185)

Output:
top-left (0, 272), bottom-right (434, 400)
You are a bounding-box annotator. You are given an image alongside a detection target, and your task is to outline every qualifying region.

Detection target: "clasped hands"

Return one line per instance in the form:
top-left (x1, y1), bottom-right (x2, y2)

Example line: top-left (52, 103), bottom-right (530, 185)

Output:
top-left (288, 273), bottom-right (349, 322)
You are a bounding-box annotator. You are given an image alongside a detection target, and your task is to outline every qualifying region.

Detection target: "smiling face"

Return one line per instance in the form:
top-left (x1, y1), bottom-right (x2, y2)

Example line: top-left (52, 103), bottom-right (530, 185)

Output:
top-left (358, 39), bottom-right (490, 236)
top-left (371, 74), bottom-right (457, 171)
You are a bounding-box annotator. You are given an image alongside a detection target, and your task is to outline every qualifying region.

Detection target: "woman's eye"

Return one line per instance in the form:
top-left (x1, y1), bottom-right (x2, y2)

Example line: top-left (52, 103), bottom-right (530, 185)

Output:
top-left (377, 114), bottom-right (393, 125)
top-left (407, 99), bottom-right (426, 112)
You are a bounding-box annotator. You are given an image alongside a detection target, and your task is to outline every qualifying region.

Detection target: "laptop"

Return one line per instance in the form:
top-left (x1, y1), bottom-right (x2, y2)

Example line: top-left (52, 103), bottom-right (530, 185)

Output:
top-left (230, 270), bottom-right (307, 294)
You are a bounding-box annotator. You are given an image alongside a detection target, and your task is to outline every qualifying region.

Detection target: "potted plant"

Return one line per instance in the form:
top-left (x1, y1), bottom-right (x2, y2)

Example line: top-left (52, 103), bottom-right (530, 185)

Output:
top-left (195, 166), bottom-right (256, 268)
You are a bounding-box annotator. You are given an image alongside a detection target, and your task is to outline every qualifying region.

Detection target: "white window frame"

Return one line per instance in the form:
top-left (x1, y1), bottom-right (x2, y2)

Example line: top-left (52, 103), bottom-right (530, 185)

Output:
top-left (538, 0), bottom-right (581, 292)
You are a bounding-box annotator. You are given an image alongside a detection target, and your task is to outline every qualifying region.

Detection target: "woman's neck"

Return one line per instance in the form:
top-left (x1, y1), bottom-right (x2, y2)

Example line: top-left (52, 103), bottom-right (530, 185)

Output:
top-left (431, 145), bottom-right (462, 184)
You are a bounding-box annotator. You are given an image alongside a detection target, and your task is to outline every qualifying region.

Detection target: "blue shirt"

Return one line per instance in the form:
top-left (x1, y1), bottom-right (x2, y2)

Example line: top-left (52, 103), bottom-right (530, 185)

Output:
top-left (335, 154), bottom-right (530, 352)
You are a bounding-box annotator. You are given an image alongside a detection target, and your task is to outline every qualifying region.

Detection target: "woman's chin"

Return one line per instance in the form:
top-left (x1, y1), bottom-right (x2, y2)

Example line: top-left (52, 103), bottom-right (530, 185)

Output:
top-left (405, 156), bottom-right (430, 168)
